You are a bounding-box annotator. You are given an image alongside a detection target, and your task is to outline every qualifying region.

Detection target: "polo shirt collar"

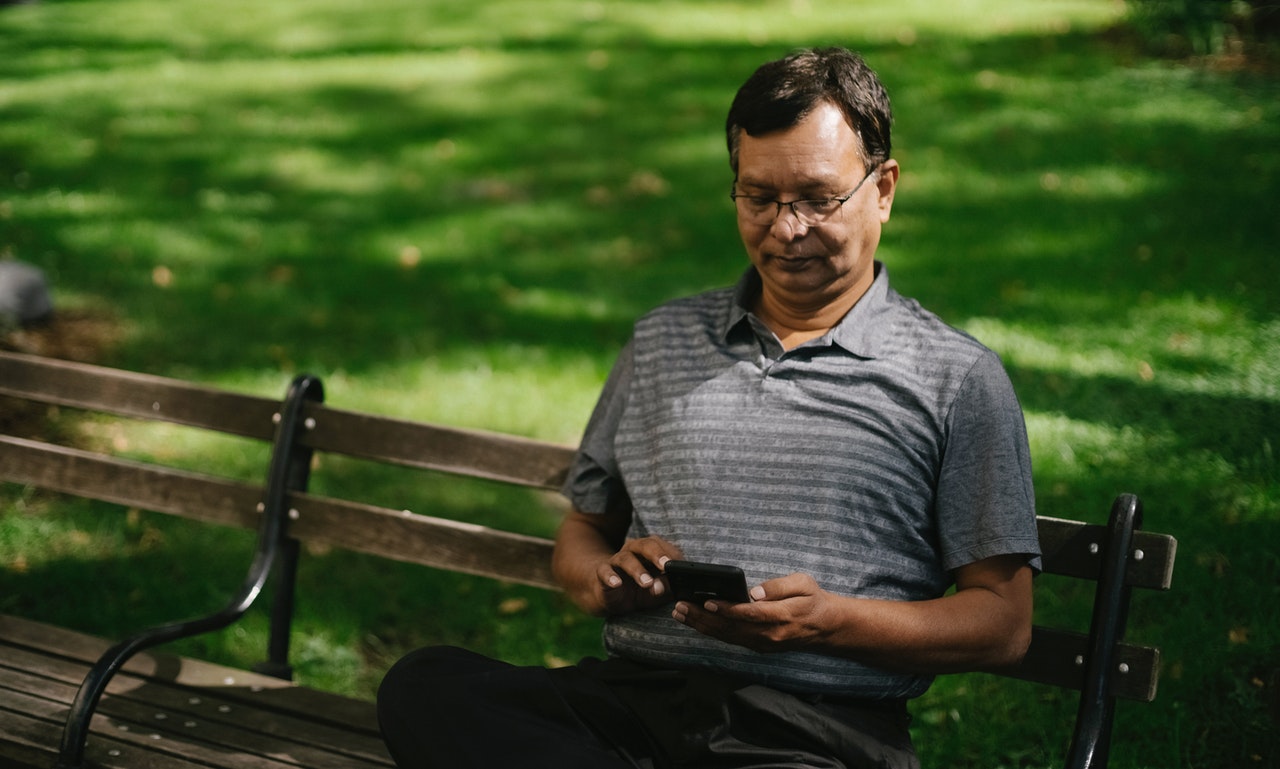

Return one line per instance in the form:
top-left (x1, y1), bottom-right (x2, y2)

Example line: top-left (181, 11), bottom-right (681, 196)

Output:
top-left (723, 261), bottom-right (894, 359)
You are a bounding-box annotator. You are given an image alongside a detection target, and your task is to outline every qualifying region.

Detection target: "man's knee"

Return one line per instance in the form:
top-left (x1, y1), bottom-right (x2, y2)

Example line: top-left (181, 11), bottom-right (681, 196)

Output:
top-left (378, 646), bottom-right (497, 715)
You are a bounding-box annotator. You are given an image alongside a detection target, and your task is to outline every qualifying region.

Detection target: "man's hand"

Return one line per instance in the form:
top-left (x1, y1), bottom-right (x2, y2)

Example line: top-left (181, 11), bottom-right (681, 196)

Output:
top-left (672, 573), bottom-right (833, 653)
top-left (672, 555), bottom-right (1035, 673)
top-left (595, 535), bottom-right (684, 615)
top-left (552, 508), bottom-right (684, 616)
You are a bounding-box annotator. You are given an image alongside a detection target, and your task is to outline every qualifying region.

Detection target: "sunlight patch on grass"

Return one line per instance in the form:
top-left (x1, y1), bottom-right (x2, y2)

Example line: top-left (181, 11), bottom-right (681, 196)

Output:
top-left (606, 0), bottom-right (1121, 45)
top-left (10, 188), bottom-right (131, 221)
top-left (269, 148), bottom-right (395, 197)
top-left (965, 293), bottom-right (1278, 400)
top-left (1027, 412), bottom-right (1155, 481)
top-left (189, 349), bottom-right (606, 443)
top-left (332, 352), bottom-right (604, 443)
top-left (510, 286), bottom-right (615, 323)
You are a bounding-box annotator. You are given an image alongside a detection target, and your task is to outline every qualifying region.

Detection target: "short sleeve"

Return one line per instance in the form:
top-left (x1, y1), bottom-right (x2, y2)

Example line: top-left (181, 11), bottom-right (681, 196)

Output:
top-left (560, 340), bottom-right (634, 515)
top-left (935, 350), bottom-right (1041, 573)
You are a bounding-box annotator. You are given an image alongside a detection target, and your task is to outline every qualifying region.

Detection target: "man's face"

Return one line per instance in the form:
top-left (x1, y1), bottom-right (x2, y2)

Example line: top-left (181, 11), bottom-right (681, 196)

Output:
top-left (734, 101), bottom-right (897, 313)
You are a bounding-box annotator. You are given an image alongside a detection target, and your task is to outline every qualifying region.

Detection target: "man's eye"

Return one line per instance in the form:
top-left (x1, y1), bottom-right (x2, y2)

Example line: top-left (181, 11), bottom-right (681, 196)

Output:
top-left (804, 198), bottom-right (841, 213)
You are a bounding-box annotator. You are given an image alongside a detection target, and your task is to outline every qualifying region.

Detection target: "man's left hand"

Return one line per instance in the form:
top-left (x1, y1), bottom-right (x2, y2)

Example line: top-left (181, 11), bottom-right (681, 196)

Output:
top-left (671, 572), bottom-right (833, 653)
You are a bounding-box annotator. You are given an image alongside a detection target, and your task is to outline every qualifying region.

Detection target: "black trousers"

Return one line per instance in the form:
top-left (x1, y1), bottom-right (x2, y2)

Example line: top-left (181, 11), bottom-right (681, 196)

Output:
top-left (376, 646), bottom-right (919, 769)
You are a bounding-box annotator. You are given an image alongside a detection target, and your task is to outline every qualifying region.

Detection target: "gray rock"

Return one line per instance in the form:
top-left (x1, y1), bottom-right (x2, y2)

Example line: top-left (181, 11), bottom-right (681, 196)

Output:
top-left (0, 260), bottom-right (54, 326)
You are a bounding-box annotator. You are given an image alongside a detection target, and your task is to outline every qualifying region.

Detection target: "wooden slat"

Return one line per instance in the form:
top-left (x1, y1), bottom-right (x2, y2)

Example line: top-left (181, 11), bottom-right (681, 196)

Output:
top-left (300, 403), bottom-right (575, 490)
top-left (0, 437), bottom-right (558, 588)
top-left (1, 701), bottom-right (212, 769)
top-left (0, 436), bottom-right (264, 530)
top-left (0, 350), bottom-right (576, 490)
top-left (1, 687), bottom-right (386, 769)
top-left (288, 492), bottom-right (558, 589)
top-left (0, 351), bottom-right (279, 441)
top-left (994, 625), bottom-right (1161, 702)
top-left (0, 647), bottom-right (383, 753)
top-left (1037, 516), bottom-right (1177, 590)
top-left (0, 718), bottom-right (68, 769)
top-left (4, 682), bottom-right (386, 769)
top-left (6, 434), bottom-right (1183, 595)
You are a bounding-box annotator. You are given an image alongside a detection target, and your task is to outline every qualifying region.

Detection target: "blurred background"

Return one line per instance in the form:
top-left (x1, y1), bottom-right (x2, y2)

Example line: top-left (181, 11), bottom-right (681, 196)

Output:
top-left (2, 1), bottom-right (1277, 767)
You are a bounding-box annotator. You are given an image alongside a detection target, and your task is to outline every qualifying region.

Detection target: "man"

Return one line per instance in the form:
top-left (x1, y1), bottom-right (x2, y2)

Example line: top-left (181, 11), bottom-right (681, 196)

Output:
top-left (378, 47), bottom-right (1040, 769)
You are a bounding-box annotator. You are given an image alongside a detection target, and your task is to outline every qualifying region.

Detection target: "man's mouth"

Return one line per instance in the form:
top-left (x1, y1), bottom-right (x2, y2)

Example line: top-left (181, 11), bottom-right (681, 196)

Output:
top-left (770, 253), bottom-right (822, 269)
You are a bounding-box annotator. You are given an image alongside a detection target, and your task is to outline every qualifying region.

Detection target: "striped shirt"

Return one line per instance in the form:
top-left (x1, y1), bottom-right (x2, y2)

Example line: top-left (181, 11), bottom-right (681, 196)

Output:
top-left (562, 262), bottom-right (1039, 698)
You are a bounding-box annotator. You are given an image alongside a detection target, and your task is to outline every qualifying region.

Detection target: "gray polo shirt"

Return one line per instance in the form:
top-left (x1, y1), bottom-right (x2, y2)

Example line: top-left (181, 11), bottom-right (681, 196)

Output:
top-left (562, 262), bottom-right (1039, 698)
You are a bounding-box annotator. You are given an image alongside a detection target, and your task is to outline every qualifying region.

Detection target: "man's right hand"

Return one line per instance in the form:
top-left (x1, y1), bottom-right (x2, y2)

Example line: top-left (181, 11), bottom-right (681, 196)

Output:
top-left (596, 535), bottom-right (684, 615)
top-left (552, 508), bottom-right (683, 616)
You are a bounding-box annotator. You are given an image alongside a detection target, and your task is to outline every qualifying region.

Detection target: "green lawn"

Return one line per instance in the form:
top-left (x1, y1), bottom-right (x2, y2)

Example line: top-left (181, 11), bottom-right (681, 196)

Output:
top-left (2, 1), bottom-right (1278, 767)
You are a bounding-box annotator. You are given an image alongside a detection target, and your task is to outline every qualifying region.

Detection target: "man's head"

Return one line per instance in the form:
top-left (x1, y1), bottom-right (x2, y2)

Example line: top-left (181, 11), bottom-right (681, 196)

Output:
top-left (726, 49), bottom-right (899, 324)
top-left (726, 47), bottom-right (892, 177)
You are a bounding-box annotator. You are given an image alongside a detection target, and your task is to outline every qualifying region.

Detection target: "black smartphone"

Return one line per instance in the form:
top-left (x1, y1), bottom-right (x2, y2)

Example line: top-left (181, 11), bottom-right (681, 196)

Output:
top-left (665, 560), bottom-right (750, 603)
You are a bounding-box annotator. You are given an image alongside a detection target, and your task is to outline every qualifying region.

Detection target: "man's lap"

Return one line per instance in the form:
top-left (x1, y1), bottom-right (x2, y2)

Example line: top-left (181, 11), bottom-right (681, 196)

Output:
top-left (377, 646), bottom-right (918, 769)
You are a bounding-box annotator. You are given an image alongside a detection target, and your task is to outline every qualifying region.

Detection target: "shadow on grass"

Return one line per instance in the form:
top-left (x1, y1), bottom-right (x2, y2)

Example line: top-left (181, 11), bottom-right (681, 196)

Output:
top-left (3, 6), bottom-right (1278, 768)
top-left (2, 30), bottom-right (1274, 378)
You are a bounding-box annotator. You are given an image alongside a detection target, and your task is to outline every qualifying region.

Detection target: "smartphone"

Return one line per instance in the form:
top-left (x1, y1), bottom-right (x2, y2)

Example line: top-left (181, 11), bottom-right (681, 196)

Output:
top-left (665, 560), bottom-right (750, 604)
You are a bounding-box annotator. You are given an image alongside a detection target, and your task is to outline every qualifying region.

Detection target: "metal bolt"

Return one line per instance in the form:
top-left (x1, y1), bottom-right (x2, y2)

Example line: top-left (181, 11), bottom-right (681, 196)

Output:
top-left (108, 750), bottom-right (122, 757)
top-left (1118, 663), bottom-right (1130, 674)
top-left (154, 713), bottom-right (167, 720)
top-left (218, 705), bottom-right (232, 713)
top-left (304, 417), bottom-right (316, 430)
top-left (188, 697), bottom-right (202, 705)
top-left (288, 508), bottom-right (300, 520)
top-left (256, 502), bottom-right (265, 514)
top-left (1074, 655), bottom-right (1085, 666)
top-left (272, 412), bottom-right (282, 424)
top-left (1133, 549), bottom-right (1145, 561)
top-left (1088, 543), bottom-right (1099, 555)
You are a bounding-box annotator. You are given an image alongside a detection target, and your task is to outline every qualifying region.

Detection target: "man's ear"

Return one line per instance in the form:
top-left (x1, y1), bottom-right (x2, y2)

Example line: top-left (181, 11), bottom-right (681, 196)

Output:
top-left (875, 159), bottom-right (900, 222)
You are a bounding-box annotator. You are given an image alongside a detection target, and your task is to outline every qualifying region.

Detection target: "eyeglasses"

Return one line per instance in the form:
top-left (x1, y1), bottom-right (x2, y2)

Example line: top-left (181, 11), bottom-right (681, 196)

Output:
top-left (730, 169), bottom-right (878, 226)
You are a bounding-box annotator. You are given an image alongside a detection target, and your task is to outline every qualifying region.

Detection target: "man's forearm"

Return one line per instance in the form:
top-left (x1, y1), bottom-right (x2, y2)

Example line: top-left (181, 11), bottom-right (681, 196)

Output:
top-left (676, 554), bottom-right (1034, 674)
top-left (552, 512), bottom-right (617, 615)
top-left (811, 575), bottom-right (1033, 673)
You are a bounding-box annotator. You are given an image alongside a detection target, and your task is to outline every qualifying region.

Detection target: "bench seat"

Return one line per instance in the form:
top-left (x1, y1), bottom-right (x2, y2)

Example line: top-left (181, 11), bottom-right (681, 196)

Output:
top-left (0, 614), bottom-right (391, 769)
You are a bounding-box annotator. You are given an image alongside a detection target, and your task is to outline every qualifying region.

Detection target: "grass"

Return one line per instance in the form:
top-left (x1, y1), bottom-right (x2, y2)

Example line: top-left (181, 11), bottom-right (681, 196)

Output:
top-left (2, 1), bottom-right (1278, 767)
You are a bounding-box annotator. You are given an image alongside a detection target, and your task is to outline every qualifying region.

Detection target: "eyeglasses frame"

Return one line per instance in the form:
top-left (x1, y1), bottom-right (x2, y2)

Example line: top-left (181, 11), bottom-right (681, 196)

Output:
top-left (729, 167), bottom-right (880, 226)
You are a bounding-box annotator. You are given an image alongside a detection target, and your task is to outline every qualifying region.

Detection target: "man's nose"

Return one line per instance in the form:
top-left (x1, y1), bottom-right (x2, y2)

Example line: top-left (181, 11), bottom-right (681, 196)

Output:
top-left (770, 204), bottom-right (810, 240)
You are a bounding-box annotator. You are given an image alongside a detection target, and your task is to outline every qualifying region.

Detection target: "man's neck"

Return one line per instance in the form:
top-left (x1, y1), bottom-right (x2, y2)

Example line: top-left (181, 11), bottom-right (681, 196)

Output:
top-left (754, 287), bottom-right (863, 351)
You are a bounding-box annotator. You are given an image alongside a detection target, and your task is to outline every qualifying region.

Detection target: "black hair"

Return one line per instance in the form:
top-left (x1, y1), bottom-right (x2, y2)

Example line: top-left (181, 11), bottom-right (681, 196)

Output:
top-left (726, 47), bottom-right (892, 175)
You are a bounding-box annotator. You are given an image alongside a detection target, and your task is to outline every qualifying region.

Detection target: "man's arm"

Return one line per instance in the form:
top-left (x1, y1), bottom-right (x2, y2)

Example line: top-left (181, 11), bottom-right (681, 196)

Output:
top-left (673, 553), bottom-right (1034, 673)
top-left (552, 507), bottom-right (684, 617)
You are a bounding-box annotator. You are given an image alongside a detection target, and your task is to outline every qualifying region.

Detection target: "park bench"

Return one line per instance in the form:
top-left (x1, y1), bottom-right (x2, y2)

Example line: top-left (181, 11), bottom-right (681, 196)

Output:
top-left (0, 349), bottom-right (1177, 769)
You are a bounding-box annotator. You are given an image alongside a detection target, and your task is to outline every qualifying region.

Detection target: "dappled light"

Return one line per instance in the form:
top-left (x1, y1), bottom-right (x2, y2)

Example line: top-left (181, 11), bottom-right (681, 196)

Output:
top-left (3, 2), bottom-right (1278, 767)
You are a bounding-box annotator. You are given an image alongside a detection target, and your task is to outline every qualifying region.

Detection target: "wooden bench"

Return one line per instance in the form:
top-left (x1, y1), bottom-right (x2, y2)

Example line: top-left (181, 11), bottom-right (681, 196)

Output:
top-left (0, 350), bottom-right (1177, 769)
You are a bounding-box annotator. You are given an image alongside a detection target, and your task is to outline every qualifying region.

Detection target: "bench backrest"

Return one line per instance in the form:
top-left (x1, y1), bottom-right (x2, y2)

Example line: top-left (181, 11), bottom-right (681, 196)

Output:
top-left (0, 350), bottom-right (569, 587)
top-left (0, 350), bottom-right (1177, 769)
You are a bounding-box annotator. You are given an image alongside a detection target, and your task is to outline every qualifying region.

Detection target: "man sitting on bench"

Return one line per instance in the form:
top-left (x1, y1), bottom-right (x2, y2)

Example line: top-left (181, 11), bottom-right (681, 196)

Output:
top-left (377, 46), bottom-right (1041, 769)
